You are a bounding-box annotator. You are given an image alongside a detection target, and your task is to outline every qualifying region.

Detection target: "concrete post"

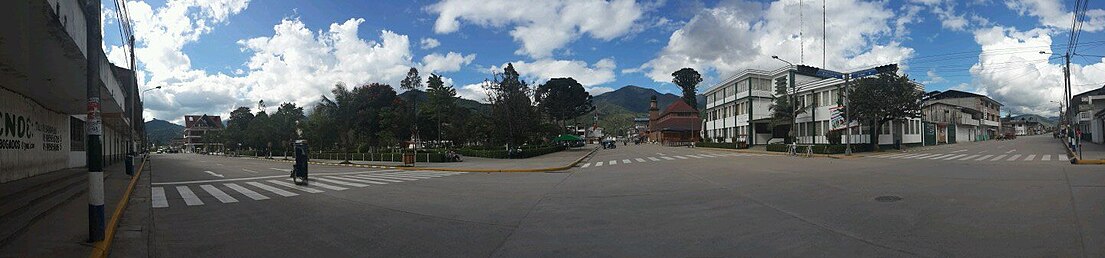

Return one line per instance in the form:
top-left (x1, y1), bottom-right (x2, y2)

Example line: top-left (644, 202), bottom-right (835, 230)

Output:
top-left (84, 0), bottom-right (105, 242)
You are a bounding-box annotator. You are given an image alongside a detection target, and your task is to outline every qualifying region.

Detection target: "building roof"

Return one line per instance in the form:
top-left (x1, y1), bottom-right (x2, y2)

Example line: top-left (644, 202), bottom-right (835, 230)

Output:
top-left (925, 89), bottom-right (1002, 106)
top-left (661, 99), bottom-right (697, 114)
top-left (655, 117), bottom-right (702, 131)
top-left (184, 114), bottom-right (224, 129)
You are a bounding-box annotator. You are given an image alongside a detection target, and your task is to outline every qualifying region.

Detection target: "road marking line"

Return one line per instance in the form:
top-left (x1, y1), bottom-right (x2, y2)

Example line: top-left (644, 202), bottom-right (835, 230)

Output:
top-left (246, 182), bottom-right (300, 197)
top-left (151, 187), bottom-right (168, 208)
top-left (890, 153), bottom-right (920, 159)
top-left (657, 153), bottom-right (665, 156)
top-left (242, 168), bottom-right (258, 174)
top-left (609, 160), bottom-right (618, 165)
top-left (345, 175), bottom-right (405, 182)
top-left (287, 179), bottom-right (347, 191)
top-left (958, 154), bottom-right (980, 161)
top-left (661, 156), bottom-right (675, 160)
top-left (687, 155), bottom-right (703, 158)
top-left (1059, 154), bottom-right (1069, 160)
top-left (975, 155), bottom-right (994, 161)
top-left (1024, 154), bottom-right (1036, 161)
top-left (204, 170), bottom-right (224, 178)
top-left (1042, 155), bottom-right (1052, 161)
top-left (595, 161), bottom-right (604, 166)
top-left (647, 157), bottom-right (661, 161)
top-left (942, 154), bottom-right (967, 160)
top-left (216, 163), bottom-right (224, 166)
top-left (312, 177), bottom-right (370, 187)
top-left (877, 153), bottom-right (903, 158)
top-left (989, 154), bottom-right (1007, 161)
top-left (200, 185), bottom-right (239, 203)
top-left (267, 180), bottom-right (324, 193)
top-left (327, 175), bottom-right (388, 185)
top-left (635, 158), bottom-right (646, 163)
top-left (905, 154), bottom-right (934, 159)
top-left (1006, 154), bottom-right (1022, 161)
top-left (151, 170), bottom-right (401, 186)
top-left (224, 183), bottom-right (270, 200)
top-left (1005, 149), bottom-right (1016, 154)
top-left (175, 186), bottom-right (204, 206)
top-left (581, 163), bottom-right (591, 168)
top-left (952, 149), bottom-right (967, 153)
top-left (368, 174), bottom-right (432, 179)
top-left (270, 168), bottom-right (291, 172)
top-left (926, 154), bottom-right (953, 159)
top-left (622, 159), bottom-right (631, 164)
top-left (385, 172), bottom-right (452, 177)
top-left (674, 156), bottom-right (688, 159)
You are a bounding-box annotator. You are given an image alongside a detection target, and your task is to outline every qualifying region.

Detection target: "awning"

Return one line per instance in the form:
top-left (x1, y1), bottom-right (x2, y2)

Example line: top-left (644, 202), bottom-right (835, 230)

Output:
top-left (553, 134), bottom-right (584, 142)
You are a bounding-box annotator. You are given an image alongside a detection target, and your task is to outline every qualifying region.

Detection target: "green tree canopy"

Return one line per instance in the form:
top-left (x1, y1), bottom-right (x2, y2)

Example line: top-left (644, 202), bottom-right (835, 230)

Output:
top-left (425, 73), bottom-right (458, 141)
top-left (535, 77), bottom-right (595, 128)
top-left (671, 68), bottom-right (702, 109)
top-left (484, 63), bottom-right (537, 146)
top-left (846, 72), bottom-right (922, 151)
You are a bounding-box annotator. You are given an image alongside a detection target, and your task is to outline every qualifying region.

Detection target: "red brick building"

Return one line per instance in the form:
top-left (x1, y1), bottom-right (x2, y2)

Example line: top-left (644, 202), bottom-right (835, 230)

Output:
top-left (646, 96), bottom-right (702, 144)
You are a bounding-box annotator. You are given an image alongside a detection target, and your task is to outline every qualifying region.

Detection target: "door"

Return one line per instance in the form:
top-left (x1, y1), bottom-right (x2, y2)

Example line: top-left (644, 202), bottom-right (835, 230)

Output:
top-left (924, 122), bottom-right (937, 145)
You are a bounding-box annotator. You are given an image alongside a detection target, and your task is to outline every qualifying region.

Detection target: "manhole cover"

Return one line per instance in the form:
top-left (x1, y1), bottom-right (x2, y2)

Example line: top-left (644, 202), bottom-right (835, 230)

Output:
top-left (874, 195), bottom-right (903, 202)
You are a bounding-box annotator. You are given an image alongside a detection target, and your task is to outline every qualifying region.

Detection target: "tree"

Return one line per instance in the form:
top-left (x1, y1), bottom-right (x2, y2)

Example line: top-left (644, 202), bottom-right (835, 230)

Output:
top-left (400, 67), bottom-right (423, 144)
top-left (315, 83), bottom-right (358, 163)
top-left (846, 72), bottom-right (922, 151)
top-left (769, 75), bottom-right (810, 143)
top-left (484, 63), bottom-right (537, 147)
top-left (271, 102), bottom-right (305, 157)
top-left (672, 68), bottom-right (703, 109)
top-left (425, 73), bottom-right (458, 142)
top-left (223, 107), bottom-right (255, 151)
top-left (535, 77), bottom-right (595, 129)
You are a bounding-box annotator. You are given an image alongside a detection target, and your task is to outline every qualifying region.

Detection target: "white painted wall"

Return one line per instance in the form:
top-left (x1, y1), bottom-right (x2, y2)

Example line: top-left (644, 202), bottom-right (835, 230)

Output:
top-left (1, 88), bottom-right (72, 183)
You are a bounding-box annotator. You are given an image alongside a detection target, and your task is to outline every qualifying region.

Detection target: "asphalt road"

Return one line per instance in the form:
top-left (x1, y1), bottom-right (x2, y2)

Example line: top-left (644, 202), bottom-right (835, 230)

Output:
top-left (130, 135), bottom-right (1104, 257)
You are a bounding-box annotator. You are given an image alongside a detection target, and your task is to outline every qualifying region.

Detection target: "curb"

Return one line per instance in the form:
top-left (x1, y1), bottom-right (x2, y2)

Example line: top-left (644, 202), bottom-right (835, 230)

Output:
top-left (698, 147), bottom-right (867, 159)
top-left (225, 148), bottom-right (600, 173)
top-left (1056, 138), bottom-right (1105, 165)
top-left (89, 155), bottom-right (149, 258)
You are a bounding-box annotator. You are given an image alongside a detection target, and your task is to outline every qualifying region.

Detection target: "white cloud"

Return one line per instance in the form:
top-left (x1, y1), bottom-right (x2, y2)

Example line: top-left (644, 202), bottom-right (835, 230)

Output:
top-left (638, 0), bottom-right (914, 84)
top-left (456, 81), bottom-right (493, 103)
top-left (124, 1), bottom-right (474, 123)
top-left (1005, 0), bottom-right (1105, 32)
top-left (420, 37), bottom-right (440, 49)
top-left (421, 52), bottom-right (476, 74)
top-left (923, 70), bottom-right (946, 84)
top-left (493, 58), bottom-right (617, 89)
top-left (969, 26), bottom-right (1105, 116)
top-left (426, 0), bottom-right (644, 58)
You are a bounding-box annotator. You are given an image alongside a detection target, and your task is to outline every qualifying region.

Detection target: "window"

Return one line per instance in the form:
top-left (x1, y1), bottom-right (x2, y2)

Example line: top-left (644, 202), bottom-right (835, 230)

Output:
top-left (811, 92), bottom-right (821, 107)
top-left (752, 78), bottom-right (772, 91)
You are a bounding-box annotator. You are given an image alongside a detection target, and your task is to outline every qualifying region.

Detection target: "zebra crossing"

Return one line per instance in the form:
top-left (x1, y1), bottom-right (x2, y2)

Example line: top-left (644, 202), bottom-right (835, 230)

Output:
top-left (869, 152), bottom-right (1069, 163)
top-left (578, 152), bottom-right (771, 169)
top-left (150, 171), bottom-right (464, 208)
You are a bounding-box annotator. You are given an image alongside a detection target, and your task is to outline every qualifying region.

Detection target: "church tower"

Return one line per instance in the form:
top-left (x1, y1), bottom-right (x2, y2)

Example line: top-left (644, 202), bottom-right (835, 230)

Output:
top-left (647, 95), bottom-right (659, 132)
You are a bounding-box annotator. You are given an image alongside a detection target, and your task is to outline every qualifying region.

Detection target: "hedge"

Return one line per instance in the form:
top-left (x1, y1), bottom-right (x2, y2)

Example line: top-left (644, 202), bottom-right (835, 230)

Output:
top-left (457, 145), bottom-right (566, 159)
top-left (697, 142), bottom-right (742, 149)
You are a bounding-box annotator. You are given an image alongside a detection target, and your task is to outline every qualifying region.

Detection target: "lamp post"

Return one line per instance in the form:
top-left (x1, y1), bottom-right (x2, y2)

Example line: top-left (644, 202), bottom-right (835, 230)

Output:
top-left (140, 86), bottom-right (161, 152)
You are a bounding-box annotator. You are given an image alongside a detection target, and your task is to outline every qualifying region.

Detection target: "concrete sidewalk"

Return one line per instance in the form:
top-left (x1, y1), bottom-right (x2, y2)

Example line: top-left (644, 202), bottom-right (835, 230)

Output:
top-left (239, 146), bottom-right (598, 172)
top-left (0, 160), bottom-right (142, 257)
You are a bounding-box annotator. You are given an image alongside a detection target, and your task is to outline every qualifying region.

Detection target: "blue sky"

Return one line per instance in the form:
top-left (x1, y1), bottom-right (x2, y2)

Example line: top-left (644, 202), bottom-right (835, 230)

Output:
top-left (100, 0), bottom-right (1105, 124)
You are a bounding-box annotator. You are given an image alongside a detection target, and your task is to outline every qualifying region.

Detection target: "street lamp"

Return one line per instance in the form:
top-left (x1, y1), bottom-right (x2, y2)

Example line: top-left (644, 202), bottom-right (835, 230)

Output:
top-left (772, 56), bottom-right (794, 67)
top-left (772, 56), bottom-right (799, 145)
top-left (140, 86), bottom-right (162, 152)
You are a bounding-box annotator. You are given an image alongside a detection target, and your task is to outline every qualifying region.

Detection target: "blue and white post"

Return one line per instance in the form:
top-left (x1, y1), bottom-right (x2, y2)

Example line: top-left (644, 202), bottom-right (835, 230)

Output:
top-left (85, 0), bottom-right (105, 242)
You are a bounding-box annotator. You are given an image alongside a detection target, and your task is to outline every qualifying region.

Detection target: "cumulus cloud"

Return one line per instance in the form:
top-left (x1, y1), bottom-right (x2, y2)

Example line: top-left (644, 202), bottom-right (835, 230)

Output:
top-left (969, 26), bottom-right (1105, 116)
top-left (426, 0), bottom-right (644, 58)
top-left (420, 37), bottom-right (440, 49)
top-left (123, 1), bottom-right (473, 123)
top-left (490, 58), bottom-right (618, 95)
top-left (1005, 0), bottom-right (1105, 32)
top-left (638, 0), bottom-right (914, 85)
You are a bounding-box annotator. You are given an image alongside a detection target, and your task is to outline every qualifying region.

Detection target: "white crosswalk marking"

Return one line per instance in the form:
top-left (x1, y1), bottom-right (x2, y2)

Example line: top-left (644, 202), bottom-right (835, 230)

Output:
top-left (313, 177), bottom-right (370, 187)
top-left (151, 187), bottom-right (168, 208)
top-left (362, 174), bottom-right (423, 180)
top-left (267, 180), bottom-right (324, 193)
top-left (976, 155), bottom-right (994, 161)
top-left (907, 154), bottom-right (935, 159)
top-left (388, 172), bottom-right (446, 177)
top-left (648, 157), bottom-right (661, 161)
top-left (674, 156), bottom-right (688, 159)
top-left (882, 153), bottom-right (909, 158)
top-left (225, 183), bottom-right (270, 200)
top-left (635, 158), bottom-right (646, 162)
top-left (200, 184), bottom-right (239, 203)
top-left (661, 156), bottom-right (675, 160)
top-left (622, 159), bottom-right (631, 164)
top-left (175, 186), bottom-right (204, 206)
top-left (942, 154), bottom-right (967, 160)
top-left (270, 168), bottom-right (291, 172)
top-left (595, 161), bottom-right (604, 166)
top-left (1042, 155), bottom-right (1052, 161)
top-left (990, 155), bottom-right (1007, 161)
top-left (609, 160), bottom-right (618, 165)
top-left (246, 182), bottom-right (299, 197)
top-left (581, 163), bottom-right (591, 168)
top-left (345, 175), bottom-right (404, 182)
top-left (1024, 154), bottom-right (1036, 161)
top-left (294, 180), bottom-right (348, 191)
top-left (926, 154), bottom-right (953, 159)
top-left (327, 176), bottom-right (388, 185)
top-left (689, 155), bottom-right (704, 158)
top-left (891, 153), bottom-right (921, 159)
top-left (1006, 154), bottom-right (1022, 161)
top-left (958, 154), bottom-right (979, 160)
top-left (1059, 154), bottom-right (1068, 160)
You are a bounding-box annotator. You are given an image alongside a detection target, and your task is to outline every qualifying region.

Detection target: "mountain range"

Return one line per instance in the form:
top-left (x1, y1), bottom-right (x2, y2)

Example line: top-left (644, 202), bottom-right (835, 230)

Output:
top-left (145, 118), bottom-right (185, 146)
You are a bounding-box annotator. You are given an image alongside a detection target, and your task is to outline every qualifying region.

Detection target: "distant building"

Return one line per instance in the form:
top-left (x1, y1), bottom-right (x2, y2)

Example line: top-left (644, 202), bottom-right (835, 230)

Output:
top-left (921, 102), bottom-right (983, 143)
top-left (1070, 86), bottom-right (1105, 143)
top-left (646, 96), bottom-right (702, 145)
top-left (923, 90), bottom-right (1003, 141)
top-left (1002, 117), bottom-right (1045, 136)
top-left (183, 115), bottom-right (224, 153)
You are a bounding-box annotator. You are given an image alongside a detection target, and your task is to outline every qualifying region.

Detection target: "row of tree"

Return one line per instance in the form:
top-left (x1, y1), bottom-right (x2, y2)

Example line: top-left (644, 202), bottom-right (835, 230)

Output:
top-left (210, 64), bottom-right (600, 154)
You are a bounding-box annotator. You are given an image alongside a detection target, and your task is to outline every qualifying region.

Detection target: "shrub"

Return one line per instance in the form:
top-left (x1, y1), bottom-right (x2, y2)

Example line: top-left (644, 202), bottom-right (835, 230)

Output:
top-left (697, 142), bottom-right (738, 149)
top-left (826, 130), bottom-right (843, 145)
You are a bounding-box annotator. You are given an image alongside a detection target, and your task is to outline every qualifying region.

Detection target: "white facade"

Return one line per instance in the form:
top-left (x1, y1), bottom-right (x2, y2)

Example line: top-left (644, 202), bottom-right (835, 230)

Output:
top-left (791, 77), bottom-right (924, 145)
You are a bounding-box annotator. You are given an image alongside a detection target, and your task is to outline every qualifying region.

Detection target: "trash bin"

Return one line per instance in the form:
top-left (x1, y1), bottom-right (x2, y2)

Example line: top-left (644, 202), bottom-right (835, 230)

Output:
top-left (125, 152), bottom-right (135, 176)
top-left (402, 152), bottom-right (415, 165)
top-left (293, 140), bottom-right (309, 185)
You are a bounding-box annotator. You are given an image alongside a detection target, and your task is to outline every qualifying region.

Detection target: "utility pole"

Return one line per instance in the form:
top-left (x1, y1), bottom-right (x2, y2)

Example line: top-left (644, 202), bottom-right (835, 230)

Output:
top-left (844, 74), bottom-right (851, 155)
top-left (84, 0), bottom-right (105, 242)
